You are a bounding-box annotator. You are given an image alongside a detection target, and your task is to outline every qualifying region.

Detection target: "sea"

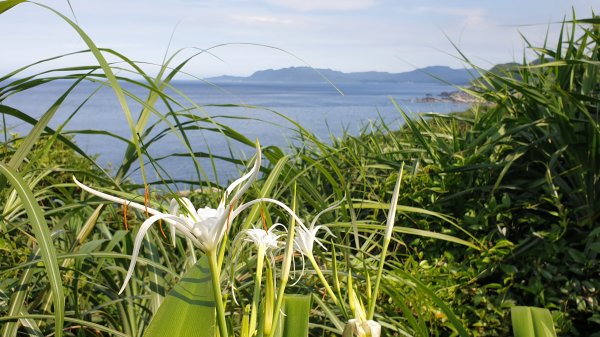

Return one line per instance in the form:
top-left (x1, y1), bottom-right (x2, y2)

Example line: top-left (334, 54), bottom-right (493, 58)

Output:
top-left (2, 80), bottom-right (469, 185)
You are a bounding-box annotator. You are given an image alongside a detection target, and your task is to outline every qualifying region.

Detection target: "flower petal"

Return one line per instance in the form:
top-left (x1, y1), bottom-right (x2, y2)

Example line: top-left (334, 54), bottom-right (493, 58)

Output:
top-left (365, 320), bottom-right (381, 337)
top-left (169, 199), bottom-right (179, 246)
top-left (191, 213), bottom-right (227, 252)
top-left (224, 141), bottom-right (262, 205)
top-left (311, 225), bottom-right (334, 250)
top-left (74, 177), bottom-right (162, 216)
top-left (196, 206), bottom-right (219, 221)
top-left (231, 197), bottom-right (308, 231)
top-left (309, 199), bottom-right (345, 228)
top-left (118, 214), bottom-right (197, 294)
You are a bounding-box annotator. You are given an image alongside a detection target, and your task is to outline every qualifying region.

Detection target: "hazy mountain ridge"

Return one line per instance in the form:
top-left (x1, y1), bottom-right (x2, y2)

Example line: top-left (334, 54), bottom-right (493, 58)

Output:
top-left (209, 66), bottom-right (477, 85)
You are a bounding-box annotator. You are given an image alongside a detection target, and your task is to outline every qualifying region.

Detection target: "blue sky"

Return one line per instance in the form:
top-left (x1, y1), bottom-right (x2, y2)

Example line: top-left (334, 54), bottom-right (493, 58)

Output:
top-left (1, 0), bottom-right (598, 77)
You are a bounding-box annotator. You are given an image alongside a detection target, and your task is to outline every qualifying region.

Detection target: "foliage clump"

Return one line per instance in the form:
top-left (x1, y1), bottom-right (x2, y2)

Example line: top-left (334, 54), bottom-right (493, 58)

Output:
top-left (301, 16), bottom-right (599, 336)
top-left (1, 5), bottom-right (599, 337)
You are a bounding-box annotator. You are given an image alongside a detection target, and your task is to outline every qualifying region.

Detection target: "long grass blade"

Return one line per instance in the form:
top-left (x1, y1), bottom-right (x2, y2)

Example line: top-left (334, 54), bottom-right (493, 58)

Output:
top-left (0, 163), bottom-right (64, 337)
top-left (32, 2), bottom-right (148, 185)
top-left (3, 76), bottom-right (85, 175)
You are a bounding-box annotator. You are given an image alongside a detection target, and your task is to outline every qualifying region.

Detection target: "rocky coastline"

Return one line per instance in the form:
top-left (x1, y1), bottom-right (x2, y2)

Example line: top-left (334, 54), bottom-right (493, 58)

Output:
top-left (416, 90), bottom-right (483, 104)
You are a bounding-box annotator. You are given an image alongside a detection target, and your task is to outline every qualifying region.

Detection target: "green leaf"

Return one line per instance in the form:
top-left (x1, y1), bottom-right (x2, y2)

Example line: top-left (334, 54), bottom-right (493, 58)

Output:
top-left (391, 267), bottom-right (469, 337)
top-left (0, 105), bottom-right (101, 167)
top-left (0, 0), bottom-right (26, 14)
top-left (6, 76), bottom-right (84, 171)
top-left (0, 163), bottom-right (64, 337)
top-left (0, 76), bottom-right (86, 191)
top-left (1, 249), bottom-right (39, 337)
top-left (511, 306), bottom-right (557, 337)
top-left (242, 155), bottom-right (290, 229)
top-left (282, 294), bottom-right (312, 337)
top-left (32, 2), bottom-right (147, 184)
top-left (143, 256), bottom-right (215, 337)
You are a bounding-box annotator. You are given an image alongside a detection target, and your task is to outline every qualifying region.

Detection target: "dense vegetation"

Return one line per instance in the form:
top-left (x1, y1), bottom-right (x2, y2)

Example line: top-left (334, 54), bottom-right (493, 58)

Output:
top-left (1, 2), bottom-right (598, 337)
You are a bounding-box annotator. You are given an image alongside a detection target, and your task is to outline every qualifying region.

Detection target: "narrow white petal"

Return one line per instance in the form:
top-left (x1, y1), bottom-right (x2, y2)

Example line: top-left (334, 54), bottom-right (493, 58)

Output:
top-left (169, 199), bottom-right (179, 215)
top-left (170, 223), bottom-right (177, 247)
top-left (226, 141), bottom-right (262, 203)
top-left (179, 198), bottom-right (197, 220)
top-left (231, 198), bottom-right (308, 231)
top-left (118, 214), bottom-right (197, 294)
top-left (169, 199), bottom-right (179, 246)
top-left (73, 177), bottom-right (162, 216)
top-left (312, 236), bottom-right (327, 251)
top-left (290, 251), bottom-right (306, 286)
top-left (366, 320), bottom-right (381, 337)
top-left (269, 223), bottom-right (288, 234)
top-left (313, 225), bottom-right (335, 239)
top-left (309, 199), bottom-right (345, 228)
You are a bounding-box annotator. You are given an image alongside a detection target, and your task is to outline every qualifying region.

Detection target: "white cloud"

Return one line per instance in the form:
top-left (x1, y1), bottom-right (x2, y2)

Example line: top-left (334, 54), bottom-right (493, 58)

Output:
top-left (413, 6), bottom-right (488, 28)
top-left (231, 14), bottom-right (293, 25)
top-left (265, 0), bottom-right (375, 12)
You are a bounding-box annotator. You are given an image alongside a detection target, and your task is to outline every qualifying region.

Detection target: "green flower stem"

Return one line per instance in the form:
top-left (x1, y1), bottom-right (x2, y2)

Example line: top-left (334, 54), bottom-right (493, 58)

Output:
top-left (331, 244), bottom-right (349, 318)
top-left (207, 250), bottom-right (229, 337)
top-left (241, 305), bottom-right (251, 337)
top-left (268, 184), bottom-right (297, 337)
top-left (263, 265), bottom-right (275, 335)
top-left (249, 247), bottom-right (265, 336)
top-left (307, 254), bottom-right (338, 305)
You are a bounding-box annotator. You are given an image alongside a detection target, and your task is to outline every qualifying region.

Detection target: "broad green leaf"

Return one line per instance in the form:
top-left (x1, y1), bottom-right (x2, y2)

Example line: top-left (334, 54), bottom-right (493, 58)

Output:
top-left (0, 164), bottom-right (64, 337)
top-left (143, 256), bottom-right (215, 337)
top-left (282, 294), bottom-right (312, 337)
top-left (511, 306), bottom-right (557, 337)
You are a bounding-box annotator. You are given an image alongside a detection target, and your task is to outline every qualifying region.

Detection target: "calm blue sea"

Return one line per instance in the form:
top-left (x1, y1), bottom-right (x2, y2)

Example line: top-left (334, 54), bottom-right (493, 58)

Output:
top-left (2, 80), bottom-right (469, 184)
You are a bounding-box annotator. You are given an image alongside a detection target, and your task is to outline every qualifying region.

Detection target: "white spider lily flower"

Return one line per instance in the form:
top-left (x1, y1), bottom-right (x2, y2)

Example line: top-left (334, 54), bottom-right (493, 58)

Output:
top-left (243, 225), bottom-right (284, 251)
top-left (290, 200), bottom-right (343, 303)
top-left (342, 319), bottom-right (381, 337)
top-left (293, 225), bottom-right (332, 258)
top-left (232, 224), bottom-right (285, 335)
top-left (73, 141), bottom-right (262, 293)
top-left (343, 288), bottom-right (381, 337)
top-left (293, 199), bottom-right (343, 258)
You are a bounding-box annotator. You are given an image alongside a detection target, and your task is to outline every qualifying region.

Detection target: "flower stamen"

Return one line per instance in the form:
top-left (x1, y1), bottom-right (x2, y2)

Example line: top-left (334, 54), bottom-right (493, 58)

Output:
top-left (158, 219), bottom-right (167, 239)
top-left (227, 200), bottom-right (237, 231)
top-left (260, 206), bottom-right (268, 231)
top-left (144, 185), bottom-right (150, 217)
top-left (123, 203), bottom-right (129, 230)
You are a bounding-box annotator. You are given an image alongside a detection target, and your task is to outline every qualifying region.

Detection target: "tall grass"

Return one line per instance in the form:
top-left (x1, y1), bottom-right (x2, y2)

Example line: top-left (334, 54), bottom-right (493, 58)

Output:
top-left (0, 2), bottom-right (473, 337)
top-left (1, 2), bottom-right (598, 337)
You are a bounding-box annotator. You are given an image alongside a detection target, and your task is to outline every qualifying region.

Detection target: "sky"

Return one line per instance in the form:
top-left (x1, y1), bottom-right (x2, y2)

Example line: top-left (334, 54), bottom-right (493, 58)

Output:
top-left (1, 0), bottom-right (598, 78)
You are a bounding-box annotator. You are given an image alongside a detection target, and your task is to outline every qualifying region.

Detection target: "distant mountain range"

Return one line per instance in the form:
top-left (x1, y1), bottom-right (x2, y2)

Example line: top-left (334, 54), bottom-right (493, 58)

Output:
top-left (209, 66), bottom-right (477, 85)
